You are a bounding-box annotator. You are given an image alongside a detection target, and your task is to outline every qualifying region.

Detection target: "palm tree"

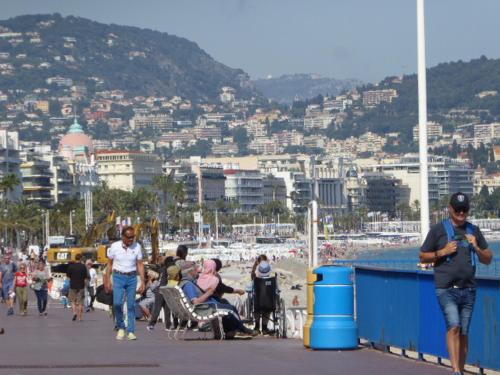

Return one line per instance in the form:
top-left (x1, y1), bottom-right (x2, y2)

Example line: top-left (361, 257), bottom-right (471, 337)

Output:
top-left (0, 173), bottom-right (21, 201)
top-left (152, 173), bottom-right (175, 208)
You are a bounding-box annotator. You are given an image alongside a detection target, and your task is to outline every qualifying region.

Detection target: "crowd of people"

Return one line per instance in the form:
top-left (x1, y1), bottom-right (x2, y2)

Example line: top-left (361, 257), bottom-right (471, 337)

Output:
top-left (103, 226), bottom-right (278, 341)
top-left (1, 225), bottom-right (279, 342)
top-left (0, 252), bottom-right (53, 317)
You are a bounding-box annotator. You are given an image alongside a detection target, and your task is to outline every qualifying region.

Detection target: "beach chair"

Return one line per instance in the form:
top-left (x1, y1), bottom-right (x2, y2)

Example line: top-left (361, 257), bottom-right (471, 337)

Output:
top-left (159, 285), bottom-right (234, 340)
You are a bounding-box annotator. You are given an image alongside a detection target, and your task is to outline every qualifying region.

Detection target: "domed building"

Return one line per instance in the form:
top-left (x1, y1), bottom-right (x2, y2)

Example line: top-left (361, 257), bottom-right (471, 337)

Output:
top-left (59, 118), bottom-right (94, 161)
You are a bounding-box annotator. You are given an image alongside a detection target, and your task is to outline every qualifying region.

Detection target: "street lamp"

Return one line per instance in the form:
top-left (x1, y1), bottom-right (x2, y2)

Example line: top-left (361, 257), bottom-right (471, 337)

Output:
top-left (3, 209), bottom-right (7, 247)
top-left (69, 210), bottom-right (75, 236)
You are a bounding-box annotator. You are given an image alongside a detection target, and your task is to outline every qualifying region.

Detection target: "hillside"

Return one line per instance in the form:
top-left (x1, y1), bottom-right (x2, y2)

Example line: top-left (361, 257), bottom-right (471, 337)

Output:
top-left (253, 74), bottom-right (361, 103)
top-left (332, 56), bottom-right (500, 142)
top-left (0, 14), bottom-right (258, 101)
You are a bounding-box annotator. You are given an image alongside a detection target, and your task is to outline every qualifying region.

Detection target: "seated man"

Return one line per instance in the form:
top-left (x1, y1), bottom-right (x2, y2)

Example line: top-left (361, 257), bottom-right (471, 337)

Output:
top-left (179, 261), bottom-right (257, 339)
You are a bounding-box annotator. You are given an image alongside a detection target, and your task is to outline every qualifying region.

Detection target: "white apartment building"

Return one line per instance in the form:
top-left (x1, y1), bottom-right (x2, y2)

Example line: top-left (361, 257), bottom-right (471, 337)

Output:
top-left (0, 130), bottom-right (21, 200)
top-left (358, 154), bottom-right (474, 205)
top-left (362, 89), bottom-right (398, 107)
top-left (473, 123), bottom-right (500, 146)
top-left (303, 114), bottom-right (334, 130)
top-left (249, 137), bottom-right (280, 155)
top-left (95, 150), bottom-right (163, 191)
top-left (41, 153), bottom-right (74, 204)
top-left (413, 121), bottom-right (443, 141)
top-left (129, 114), bottom-right (174, 131)
top-left (224, 169), bottom-right (263, 213)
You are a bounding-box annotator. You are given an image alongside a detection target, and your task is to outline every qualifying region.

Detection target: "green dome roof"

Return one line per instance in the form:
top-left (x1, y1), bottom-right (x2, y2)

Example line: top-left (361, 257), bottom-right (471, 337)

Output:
top-left (68, 118), bottom-right (84, 134)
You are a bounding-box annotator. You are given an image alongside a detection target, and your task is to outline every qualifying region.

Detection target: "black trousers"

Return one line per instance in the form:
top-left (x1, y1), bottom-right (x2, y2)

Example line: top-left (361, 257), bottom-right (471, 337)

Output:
top-left (148, 291), bottom-right (178, 329)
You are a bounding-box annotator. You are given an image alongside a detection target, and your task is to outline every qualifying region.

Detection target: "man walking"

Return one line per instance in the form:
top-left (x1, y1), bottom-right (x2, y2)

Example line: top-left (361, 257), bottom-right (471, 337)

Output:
top-left (0, 254), bottom-right (18, 316)
top-left (420, 192), bottom-right (492, 375)
top-left (85, 259), bottom-right (97, 312)
top-left (67, 253), bottom-right (88, 321)
top-left (104, 226), bottom-right (145, 341)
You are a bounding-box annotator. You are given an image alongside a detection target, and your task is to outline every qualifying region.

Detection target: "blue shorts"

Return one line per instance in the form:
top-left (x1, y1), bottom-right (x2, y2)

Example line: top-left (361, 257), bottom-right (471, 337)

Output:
top-left (435, 287), bottom-right (476, 335)
top-left (2, 281), bottom-right (14, 299)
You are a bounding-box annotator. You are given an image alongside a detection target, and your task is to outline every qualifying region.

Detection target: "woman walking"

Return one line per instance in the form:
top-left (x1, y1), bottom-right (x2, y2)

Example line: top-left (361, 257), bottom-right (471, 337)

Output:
top-left (31, 262), bottom-right (51, 316)
top-left (14, 264), bottom-right (29, 315)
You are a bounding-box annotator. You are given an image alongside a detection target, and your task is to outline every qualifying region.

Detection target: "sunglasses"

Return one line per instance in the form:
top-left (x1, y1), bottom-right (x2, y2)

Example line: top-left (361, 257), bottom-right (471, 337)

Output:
top-left (454, 208), bottom-right (469, 214)
top-left (123, 234), bottom-right (135, 240)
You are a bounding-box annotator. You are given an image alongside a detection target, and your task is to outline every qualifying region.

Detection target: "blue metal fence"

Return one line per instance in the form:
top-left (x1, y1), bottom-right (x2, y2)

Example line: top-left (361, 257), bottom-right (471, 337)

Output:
top-left (333, 258), bottom-right (500, 277)
top-left (352, 266), bottom-right (500, 372)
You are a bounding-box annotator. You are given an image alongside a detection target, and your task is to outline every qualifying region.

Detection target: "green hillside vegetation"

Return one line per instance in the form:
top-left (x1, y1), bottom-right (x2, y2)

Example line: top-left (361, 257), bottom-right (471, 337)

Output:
top-left (330, 56), bottom-right (500, 142)
top-left (0, 14), bottom-right (258, 101)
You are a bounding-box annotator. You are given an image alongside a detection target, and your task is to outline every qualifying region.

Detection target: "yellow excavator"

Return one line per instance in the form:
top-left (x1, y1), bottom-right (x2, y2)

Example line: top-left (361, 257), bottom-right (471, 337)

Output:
top-left (131, 217), bottom-right (160, 265)
top-left (47, 211), bottom-right (117, 272)
top-left (47, 212), bottom-right (161, 272)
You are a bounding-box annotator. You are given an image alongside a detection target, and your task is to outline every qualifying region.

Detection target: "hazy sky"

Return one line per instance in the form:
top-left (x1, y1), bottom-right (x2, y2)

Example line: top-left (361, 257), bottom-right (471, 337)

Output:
top-left (3, 0), bottom-right (500, 82)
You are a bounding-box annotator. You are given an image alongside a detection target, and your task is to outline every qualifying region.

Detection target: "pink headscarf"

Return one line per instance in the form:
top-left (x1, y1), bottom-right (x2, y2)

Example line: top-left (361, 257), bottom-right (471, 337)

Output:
top-left (196, 259), bottom-right (219, 292)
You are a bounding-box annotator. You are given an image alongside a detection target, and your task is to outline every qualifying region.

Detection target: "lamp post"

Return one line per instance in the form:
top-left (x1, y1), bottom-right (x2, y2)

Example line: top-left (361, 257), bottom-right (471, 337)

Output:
top-left (69, 210), bottom-right (75, 236)
top-left (3, 209), bottom-right (7, 247)
top-left (417, 0), bottom-right (430, 241)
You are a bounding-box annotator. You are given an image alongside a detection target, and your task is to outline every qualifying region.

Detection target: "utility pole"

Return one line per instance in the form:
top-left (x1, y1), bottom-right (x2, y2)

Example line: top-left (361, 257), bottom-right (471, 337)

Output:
top-left (215, 209), bottom-right (219, 241)
top-left (417, 0), bottom-right (430, 242)
top-left (69, 210), bottom-right (74, 235)
top-left (45, 210), bottom-right (50, 246)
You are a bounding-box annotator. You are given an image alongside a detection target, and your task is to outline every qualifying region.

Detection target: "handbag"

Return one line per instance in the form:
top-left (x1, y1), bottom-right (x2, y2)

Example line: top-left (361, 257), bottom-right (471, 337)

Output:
top-left (95, 284), bottom-right (113, 306)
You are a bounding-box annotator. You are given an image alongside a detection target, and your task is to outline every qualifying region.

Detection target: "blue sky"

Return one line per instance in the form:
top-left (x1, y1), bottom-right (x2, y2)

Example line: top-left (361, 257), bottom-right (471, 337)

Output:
top-left (3, 0), bottom-right (500, 82)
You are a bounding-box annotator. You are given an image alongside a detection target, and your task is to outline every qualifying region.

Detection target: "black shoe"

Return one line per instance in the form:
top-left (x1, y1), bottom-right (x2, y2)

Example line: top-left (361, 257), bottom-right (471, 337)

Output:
top-left (0, 328), bottom-right (4, 334)
top-left (72, 314), bottom-right (77, 321)
top-left (241, 327), bottom-right (259, 337)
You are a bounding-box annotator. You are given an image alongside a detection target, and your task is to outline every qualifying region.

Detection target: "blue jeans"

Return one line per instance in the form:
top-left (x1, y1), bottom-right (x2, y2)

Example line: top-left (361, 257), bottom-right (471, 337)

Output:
top-left (436, 287), bottom-right (476, 335)
top-left (34, 289), bottom-right (48, 313)
top-left (113, 273), bottom-right (137, 333)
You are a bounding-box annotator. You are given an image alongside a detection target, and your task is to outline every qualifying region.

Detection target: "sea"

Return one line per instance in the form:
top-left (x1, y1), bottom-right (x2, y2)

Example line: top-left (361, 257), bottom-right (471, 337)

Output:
top-left (355, 241), bottom-right (500, 261)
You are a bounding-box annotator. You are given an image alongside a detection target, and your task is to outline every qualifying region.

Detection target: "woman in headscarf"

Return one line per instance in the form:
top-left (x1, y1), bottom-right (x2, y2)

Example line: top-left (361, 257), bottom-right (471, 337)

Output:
top-left (196, 259), bottom-right (219, 292)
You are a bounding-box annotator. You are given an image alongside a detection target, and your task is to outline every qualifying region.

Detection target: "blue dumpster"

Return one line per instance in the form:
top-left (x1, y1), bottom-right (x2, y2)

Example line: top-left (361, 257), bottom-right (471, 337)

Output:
top-left (310, 265), bottom-right (358, 349)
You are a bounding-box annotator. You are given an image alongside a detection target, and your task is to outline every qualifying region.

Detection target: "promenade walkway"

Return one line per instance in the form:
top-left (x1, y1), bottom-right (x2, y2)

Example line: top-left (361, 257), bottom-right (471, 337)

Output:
top-left (0, 297), bottom-right (452, 375)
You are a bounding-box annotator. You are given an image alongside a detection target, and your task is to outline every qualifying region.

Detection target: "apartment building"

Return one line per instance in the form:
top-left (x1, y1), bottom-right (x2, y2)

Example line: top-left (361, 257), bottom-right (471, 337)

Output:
top-left (224, 169), bottom-right (263, 213)
top-left (0, 130), bottom-right (21, 200)
top-left (95, 150), bottom-right (162, 191)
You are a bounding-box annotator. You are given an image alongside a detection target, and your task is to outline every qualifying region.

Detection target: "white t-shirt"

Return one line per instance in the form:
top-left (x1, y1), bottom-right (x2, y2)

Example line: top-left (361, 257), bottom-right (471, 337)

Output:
top-left (88, 268), bottom-right (97, 288)
top-left (107, 240), bottom-right (143, 273)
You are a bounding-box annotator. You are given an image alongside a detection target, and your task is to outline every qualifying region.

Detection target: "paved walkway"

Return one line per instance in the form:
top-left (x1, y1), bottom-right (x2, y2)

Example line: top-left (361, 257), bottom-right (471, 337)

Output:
top-left (0, 294), bottom-right (452, 375)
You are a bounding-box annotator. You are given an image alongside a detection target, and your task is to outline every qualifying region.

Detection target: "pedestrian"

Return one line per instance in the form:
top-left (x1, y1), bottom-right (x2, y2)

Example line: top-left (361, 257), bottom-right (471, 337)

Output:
top-left (14, 263), bottom-right (29, 316)
top-left (85, 259), bottom-right (97, 312)
top-left (104, 226), bottom-right (145, 341)
top-left (66, 253), bottom-right (88, 322)
top-left (147, 256), bottom-right (177, 332)
top-left (31, 261), bottom-right (51, 316)
top-left (0, 254), bottom-right (18, 316)
top-left (419, 192), bottom-right (493, 375)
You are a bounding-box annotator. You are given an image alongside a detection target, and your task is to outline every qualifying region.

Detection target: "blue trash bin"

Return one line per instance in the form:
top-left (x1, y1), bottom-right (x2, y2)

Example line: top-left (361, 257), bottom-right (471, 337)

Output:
top-left (310, 265), bottom-right (358, 349)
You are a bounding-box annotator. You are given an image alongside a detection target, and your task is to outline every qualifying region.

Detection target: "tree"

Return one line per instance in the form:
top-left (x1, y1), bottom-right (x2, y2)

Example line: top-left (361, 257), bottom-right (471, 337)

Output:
top-left (0, 173), bottom-right (21, 201)
top-left (232, 127), bottom-right (250, 155)
top-left (152, 173), bottom-right (175, 208)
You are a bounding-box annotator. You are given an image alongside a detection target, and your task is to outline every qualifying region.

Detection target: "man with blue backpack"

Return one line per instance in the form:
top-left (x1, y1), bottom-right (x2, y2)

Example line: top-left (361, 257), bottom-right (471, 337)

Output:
top-left (420, 192), bottom-right (493, 375)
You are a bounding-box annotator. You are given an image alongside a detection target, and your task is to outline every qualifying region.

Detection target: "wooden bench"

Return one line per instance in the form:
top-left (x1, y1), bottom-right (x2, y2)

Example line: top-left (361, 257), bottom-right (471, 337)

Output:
top-left (159, 285), bottom-right (235, 340)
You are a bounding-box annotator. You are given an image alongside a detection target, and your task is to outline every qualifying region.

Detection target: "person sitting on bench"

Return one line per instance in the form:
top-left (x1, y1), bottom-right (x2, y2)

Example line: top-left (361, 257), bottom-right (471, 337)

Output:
top-left (178, 261), bottom-right (257, 339)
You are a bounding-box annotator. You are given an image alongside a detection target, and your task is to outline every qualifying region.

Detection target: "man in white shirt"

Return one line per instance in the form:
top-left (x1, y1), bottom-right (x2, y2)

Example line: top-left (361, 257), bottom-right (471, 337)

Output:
top-left (85, 259), bottom-right (97, 312)
top-left (104, 226), bottom-right (145, 341)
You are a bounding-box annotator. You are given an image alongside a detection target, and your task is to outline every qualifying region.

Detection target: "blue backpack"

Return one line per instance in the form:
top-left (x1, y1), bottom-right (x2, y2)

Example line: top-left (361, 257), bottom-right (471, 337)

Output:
top-left (442, 219), bottom-right (477, 266)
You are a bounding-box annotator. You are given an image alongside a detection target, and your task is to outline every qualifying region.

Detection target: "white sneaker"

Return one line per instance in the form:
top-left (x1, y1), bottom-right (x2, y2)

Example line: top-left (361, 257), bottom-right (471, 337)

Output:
top-left (127, 332), bottom-right (137, 341)
top-left (116, 329), bottom-right (126, 340)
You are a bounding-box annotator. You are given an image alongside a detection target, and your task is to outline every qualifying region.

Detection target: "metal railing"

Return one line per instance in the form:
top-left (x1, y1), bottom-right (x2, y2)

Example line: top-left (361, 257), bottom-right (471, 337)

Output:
top-left (353, 266), bottom-right (500, 372)
top-left (333, 258), bottom-right (500, 277)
